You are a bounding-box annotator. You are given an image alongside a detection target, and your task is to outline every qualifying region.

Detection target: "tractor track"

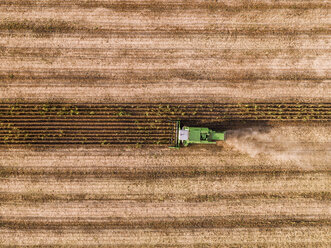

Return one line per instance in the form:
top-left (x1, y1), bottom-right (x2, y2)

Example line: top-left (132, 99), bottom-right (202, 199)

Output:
top-left (0, 103), bottom-right (330, 146)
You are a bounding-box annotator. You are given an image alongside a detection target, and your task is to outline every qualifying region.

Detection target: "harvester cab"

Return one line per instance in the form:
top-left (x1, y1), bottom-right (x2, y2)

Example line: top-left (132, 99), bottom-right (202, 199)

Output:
top-left (171, 121), bottom-right (226, 147)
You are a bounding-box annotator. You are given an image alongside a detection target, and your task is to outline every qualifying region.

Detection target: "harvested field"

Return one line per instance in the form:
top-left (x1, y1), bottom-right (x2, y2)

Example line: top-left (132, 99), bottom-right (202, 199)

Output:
top-left (1, 0), bottom-right (330, 247)
top-left (1, 143), bottom-right (330, 246)
top-left (0, 0), bottom-right (330, 103)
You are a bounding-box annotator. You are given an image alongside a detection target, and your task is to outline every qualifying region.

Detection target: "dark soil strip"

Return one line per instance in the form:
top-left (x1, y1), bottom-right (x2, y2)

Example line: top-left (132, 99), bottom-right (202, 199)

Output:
top-left (1, 1), bottom-right (329, 11)
top-left (0, 192), bottom-right (329, 203)
top-left (2, 47), bottom-right (327, 59)
top-left (0, 70), bottom-right (328, 83)
top-left (1, 216), bottom-right (330, 230)
top-left (1, 166), bottom-right (329, 180)
top-left (2, 18), bottom-right (330, 36)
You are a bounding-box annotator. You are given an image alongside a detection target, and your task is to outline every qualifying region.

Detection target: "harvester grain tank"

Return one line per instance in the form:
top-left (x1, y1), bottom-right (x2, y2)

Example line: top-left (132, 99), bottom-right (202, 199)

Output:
top-left (171, 121), bottom-right (226, 147)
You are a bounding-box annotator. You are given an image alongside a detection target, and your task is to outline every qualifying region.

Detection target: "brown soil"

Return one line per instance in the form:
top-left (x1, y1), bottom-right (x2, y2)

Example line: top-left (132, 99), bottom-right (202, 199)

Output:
top-left (1, 0), bottom-right (330, 246)
top-left (0, 0), bottom-right (330, 103)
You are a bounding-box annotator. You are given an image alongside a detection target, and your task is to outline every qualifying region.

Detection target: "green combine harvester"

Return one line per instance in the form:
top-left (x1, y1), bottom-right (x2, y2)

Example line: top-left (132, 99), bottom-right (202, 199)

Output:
top-left (171, 121), bottom-right (226, 148)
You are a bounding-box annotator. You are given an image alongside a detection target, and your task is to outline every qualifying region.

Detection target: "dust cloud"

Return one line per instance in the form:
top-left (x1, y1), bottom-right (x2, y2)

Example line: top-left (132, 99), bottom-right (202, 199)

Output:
top-left (225, 126), bottom-right (331, 167)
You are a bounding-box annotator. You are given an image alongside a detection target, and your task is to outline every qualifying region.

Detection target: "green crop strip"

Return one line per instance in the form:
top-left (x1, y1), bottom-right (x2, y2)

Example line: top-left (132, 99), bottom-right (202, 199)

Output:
top-left (0, 103), bottom-right (329, 146)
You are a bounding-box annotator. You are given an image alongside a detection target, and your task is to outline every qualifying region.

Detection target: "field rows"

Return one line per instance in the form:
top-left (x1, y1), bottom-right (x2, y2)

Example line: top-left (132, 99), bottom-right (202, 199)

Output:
top-left (1, 199), bottom-right (329, 219)
top-left (1, 0), bottom-right (330, 103)
top-left (1, 144), bottom-right (330, 245)
top-left (0, 102), bottom-right (330, 146)
top-left (1, 103), bottom-right (330, 119)
top-left (1, 227), bottom-right (329, 247)
top-left (1, 217), bottom-right (330, 230)
top-left (1, 0), bottom-right (330, 246)
top-left (1, 0), bottom-right (329, 8)
top-left (1, 172), bottom-right (329, 194)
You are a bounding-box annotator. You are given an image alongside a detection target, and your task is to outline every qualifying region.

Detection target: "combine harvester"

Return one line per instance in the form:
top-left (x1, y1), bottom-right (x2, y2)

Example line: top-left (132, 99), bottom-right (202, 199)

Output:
top-left (171, 121), bottom-right (226, 148)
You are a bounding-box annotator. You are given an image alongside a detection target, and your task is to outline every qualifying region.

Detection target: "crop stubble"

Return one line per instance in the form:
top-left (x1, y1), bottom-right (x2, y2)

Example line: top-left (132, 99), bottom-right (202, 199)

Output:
top-left (1, 137), bottom-right (330, 246)
top-left (0, 0), bottom-right (330, 102)
top-left (1, 0), bottom-right (330, 247)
